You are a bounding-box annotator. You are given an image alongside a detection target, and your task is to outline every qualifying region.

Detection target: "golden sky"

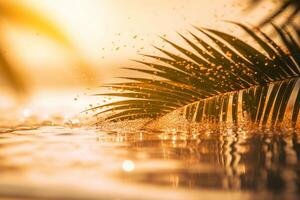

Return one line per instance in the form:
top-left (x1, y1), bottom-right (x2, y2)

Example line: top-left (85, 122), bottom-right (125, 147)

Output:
top-left (1, 0), bottom-right (277, 89)
top-left (0, 0), bottom-right (280, 120)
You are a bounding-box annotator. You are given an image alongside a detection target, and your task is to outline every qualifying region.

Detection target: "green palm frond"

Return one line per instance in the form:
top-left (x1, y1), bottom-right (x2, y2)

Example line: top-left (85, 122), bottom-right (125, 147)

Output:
top-left (248, 0), bottom-right (300, 27)
top-left (94, 23), bottom-right (300, 127)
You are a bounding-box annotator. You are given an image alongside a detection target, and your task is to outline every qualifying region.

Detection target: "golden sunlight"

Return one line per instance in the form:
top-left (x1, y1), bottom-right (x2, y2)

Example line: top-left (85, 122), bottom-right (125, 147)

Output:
top-left (0, 0), bottom-right (278, 94)
top-left (0, 0), bottom-right (299, 200)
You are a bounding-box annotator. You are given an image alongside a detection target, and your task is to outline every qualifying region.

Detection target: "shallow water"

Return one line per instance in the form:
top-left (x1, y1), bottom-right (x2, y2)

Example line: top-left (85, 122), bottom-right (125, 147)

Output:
top-left (0, 125), bottom-right (299, 200)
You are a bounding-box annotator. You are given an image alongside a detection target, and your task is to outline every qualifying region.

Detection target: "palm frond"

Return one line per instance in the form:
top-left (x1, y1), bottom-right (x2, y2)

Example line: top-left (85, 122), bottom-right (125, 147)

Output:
top-left (95, 23), bottom-right (300, 127)
top-left (0, 1), bottom-right (96, 94)
top-left (0, 1), bottom-right (72, 48)
top-left (0, 48), bottom-right (26, 94)
top-left (248, 0), bottom-right (300, 28)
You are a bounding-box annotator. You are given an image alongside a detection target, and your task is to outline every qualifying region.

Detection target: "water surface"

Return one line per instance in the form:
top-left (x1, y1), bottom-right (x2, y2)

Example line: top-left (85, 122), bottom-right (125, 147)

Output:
top-left (0, 125), bottom-right (299, 200)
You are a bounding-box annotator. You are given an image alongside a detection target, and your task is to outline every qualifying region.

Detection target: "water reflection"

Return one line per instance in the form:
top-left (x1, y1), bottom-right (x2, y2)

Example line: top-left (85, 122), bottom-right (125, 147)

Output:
top-left (0, 126), bottom-right (299, 199)
top-left (103, 129), bottom-right (300, 196)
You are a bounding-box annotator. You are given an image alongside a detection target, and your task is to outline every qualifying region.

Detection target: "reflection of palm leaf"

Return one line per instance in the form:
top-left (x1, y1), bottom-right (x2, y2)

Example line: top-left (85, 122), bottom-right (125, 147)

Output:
top-left (249, 0), bottom-right (300, 27)
top-left (95, 23), bottom-right (300, 127)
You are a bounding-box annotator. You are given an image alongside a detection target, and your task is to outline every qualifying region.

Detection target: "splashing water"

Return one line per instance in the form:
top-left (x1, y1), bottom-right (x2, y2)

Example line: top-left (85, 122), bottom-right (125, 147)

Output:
top-left (0, 93), bottom-right (300, 200)
top-left (0, 123), bottom-right (300, 199)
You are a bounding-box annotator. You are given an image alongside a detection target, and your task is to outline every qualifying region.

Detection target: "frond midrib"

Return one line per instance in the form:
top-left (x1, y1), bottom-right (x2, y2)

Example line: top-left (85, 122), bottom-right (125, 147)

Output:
top-left (202, 74), bottom-right (299, 100)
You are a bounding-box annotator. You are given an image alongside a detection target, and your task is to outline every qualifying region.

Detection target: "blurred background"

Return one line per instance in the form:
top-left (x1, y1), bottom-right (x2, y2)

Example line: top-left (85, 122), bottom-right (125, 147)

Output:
top-left (0, 0), bottom-right (290, 125)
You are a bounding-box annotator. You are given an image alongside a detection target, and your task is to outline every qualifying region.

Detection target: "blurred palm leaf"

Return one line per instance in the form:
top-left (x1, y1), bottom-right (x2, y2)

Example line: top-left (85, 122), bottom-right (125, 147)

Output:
top-left (0, 47), bottom-right (25, 93)
top-left (0, 1), bottom-right (94, 94)
top-left (0, 1), bottom-right (73, 47)
top-left (248, 0), bottom-right (300, 27)
top-left (95, 23), bottom-right (300, 127)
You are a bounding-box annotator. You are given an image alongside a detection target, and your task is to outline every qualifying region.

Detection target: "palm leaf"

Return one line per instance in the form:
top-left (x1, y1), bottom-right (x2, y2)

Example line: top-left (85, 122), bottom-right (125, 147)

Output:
top-left (0, 48), bottom-right (26, 94)
top-left (0, 1), bottom-right (73, 48)
top-left (0, 1), bottom-right (95, 94)
top-left (248, 0), bottom-right (300, 28)
top-left (94, 23), bottom-right (300, 127)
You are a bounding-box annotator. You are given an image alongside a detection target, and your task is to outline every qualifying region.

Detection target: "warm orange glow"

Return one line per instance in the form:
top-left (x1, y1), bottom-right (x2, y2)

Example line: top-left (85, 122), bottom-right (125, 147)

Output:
top-left (0, 0), bottom-right (281, 125)
top-left (0, 1), bottom-right (299, 200)
top-left (0, 0), bottom-right (278, 90)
